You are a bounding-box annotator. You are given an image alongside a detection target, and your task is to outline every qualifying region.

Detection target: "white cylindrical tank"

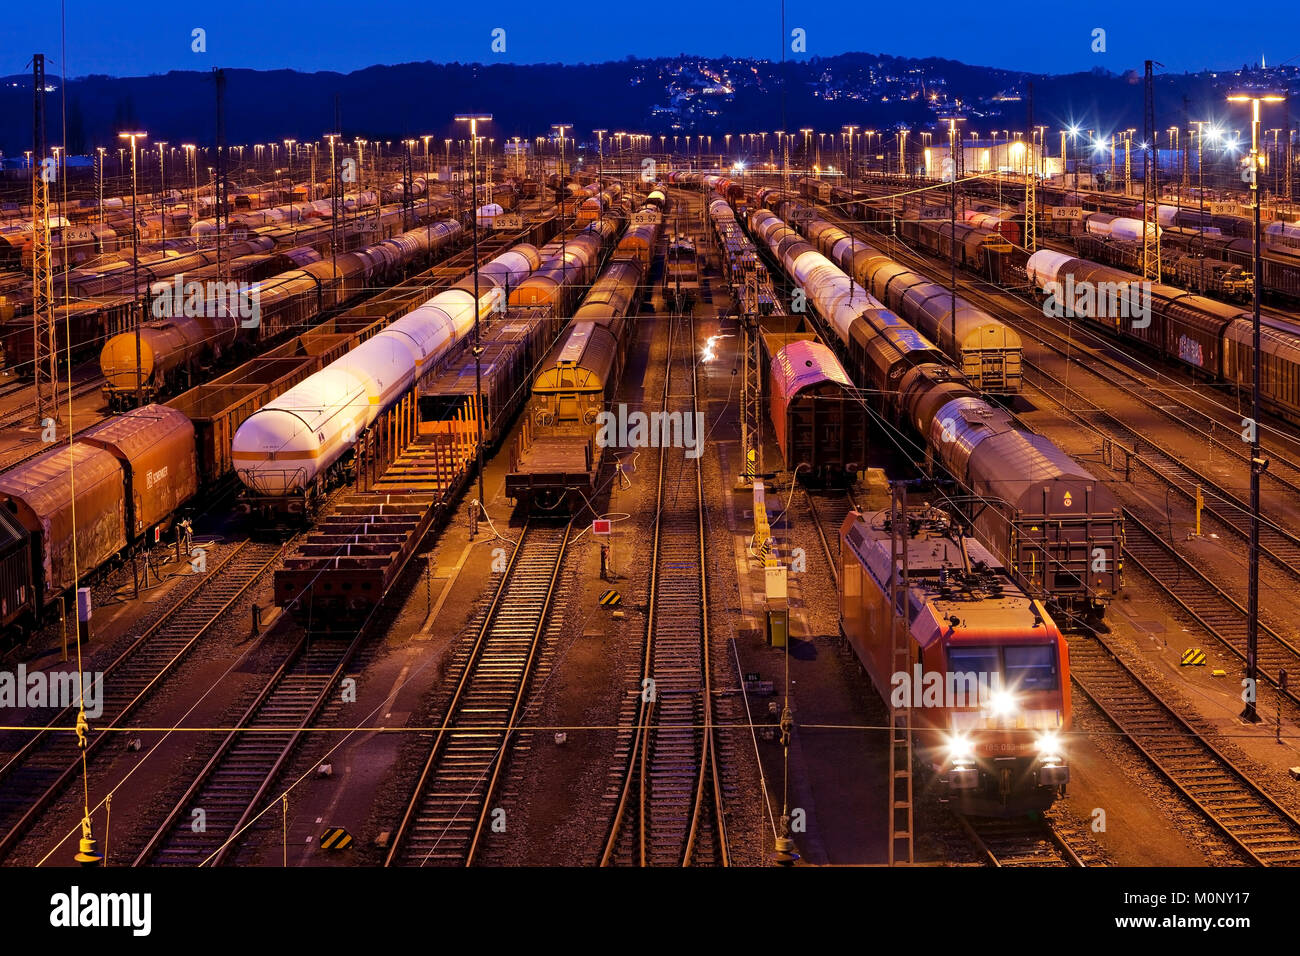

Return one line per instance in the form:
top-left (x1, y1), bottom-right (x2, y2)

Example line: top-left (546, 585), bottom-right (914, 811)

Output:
top-left (1026, 249), bottom-right (1074, 289)
top-left (1108, 217), bottom-right (1160, 241)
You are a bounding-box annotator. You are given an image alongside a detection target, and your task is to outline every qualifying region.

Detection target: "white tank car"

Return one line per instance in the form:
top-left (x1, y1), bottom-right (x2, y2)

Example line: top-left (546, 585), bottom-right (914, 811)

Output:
top-left (1025, 249), bottom-right (1075, 287)
top-left (232, 243), bottom-right (541, 496)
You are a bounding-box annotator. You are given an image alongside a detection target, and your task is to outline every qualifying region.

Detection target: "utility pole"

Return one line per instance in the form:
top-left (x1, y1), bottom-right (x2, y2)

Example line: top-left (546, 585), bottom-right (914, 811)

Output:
top-left (593, 129), bottom-right (607, 204)
top-left (552, 123), bottom-right (572, 313)
top-left (1228, 91), bottom-right (1285, 723)
top-left (888, 482), bottom-right (914, 866)
top-left (401, 138), bottom-right (413, 231)
top-left (1195, 122), bottom-right (1207, 256)
top-left (326, 133), bottom-right (340, 281)
top-left (1142, 60), bottom-right (1162, 283)
top-left (119, 130), bottom-right (147, 408)
top-left (456, 113), bottom-right (493, 528)
top-left (30, 53), bottom-right (57, 427)
top-left (214, 69), bottom-right (227, 280)
top-left (1024, 85), bottom-right (1036, 253)
top-left (942, 116), bottom-right (963, 359)
top-left (157, 142), bottom-right (168, 244)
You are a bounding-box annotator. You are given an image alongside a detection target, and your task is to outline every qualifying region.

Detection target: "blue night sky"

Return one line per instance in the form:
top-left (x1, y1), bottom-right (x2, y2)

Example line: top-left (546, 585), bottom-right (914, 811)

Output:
top-left (5, 2), bottom-right (1299, 78)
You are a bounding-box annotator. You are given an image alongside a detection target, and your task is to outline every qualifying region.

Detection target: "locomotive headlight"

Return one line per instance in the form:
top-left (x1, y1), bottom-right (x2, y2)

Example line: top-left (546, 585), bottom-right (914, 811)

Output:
top-left (1036, 731), bottom-right (1063, 763)
top-left (989, 690), bottom-right (1018, 717)
top-left (947, 734), bottom-right (974, 765)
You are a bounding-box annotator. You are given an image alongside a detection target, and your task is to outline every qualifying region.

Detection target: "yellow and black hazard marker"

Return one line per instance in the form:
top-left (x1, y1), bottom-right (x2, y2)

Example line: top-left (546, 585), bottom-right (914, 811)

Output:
top-left (599, 589), bottom-right (622, 607)
top-left (320, 827), bottom-right (353, 850)
top-left (1181, 648), bottom-right (1207, 667)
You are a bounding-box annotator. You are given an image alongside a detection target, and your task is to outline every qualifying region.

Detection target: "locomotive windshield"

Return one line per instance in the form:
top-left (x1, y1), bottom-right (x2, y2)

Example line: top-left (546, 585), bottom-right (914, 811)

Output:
top-left (1005, 645), bottom-right (1058, 691)
top-left (946, 645), bottom-right (1058, 692)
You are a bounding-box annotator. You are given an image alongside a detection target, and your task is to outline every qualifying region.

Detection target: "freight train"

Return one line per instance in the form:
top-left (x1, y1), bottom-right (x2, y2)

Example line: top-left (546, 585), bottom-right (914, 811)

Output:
top-left (0, 405), bottom-right (197, 634)
top-left (1026, 249), bottom-right (1300, 426)
top-left (1074, 233), bottom-right (1253, 301)
top-left (232, 241), bottom-right (544, 519)
top-left (749, 205), bottom-right (1123, 623)
top-left (98, 220), bottom-right (464, 408)
top-left (1, 201), bottom-right (447, 374)
top-left (839, 504), bottom-right (1071, 813)
top-left (507, 215), bottom-right (660, 509)
top-left (791, 212), bottom-right (1023, 393)
top-left (707, 193), bottom-right (867, 481)
top-left (1159, 228), bottom-right (1300, 301)
top-left (273, 304), bottom-right (556, 624)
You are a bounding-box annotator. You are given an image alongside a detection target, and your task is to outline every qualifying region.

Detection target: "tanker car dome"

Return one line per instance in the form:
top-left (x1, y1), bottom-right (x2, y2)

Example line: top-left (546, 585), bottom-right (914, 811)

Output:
top-left (476, 203), bottom-right (504, 227)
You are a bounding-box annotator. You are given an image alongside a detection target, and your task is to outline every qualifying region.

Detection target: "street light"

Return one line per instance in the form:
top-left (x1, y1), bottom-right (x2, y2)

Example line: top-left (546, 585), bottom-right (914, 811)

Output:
top-left (119, 130), bottom-right (147, 407)
top-left (455, 112), bottom-right (493, 527)
top-left (1227, 91), bottom-right (1285, 723)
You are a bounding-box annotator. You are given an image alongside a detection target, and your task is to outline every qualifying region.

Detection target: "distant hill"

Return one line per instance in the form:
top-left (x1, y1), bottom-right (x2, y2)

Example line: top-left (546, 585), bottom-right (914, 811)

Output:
top-left (0, 53), bottom-right (1286, 155)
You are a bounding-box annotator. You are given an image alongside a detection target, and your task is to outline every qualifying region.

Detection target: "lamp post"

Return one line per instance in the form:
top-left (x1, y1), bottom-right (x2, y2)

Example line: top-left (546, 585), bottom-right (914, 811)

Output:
top-left (118, 130), bottom-right (147, 407)
top-left (456, 113), bottom-right (493, 525)
top-left (1228, 92), bottom-right (1285, 723)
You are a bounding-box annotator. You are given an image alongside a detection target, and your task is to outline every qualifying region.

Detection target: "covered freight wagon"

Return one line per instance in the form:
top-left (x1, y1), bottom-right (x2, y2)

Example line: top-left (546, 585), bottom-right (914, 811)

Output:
top-left (0, 444), bottom-right (126, 610)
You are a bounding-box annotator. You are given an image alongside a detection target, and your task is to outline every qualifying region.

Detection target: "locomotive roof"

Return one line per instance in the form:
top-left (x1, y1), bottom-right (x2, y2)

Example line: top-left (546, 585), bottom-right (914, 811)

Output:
top-left (843, 510), bottom-right (1056, 645)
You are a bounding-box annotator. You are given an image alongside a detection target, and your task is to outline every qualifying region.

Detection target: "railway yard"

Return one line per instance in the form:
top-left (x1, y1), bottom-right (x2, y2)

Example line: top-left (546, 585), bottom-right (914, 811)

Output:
top-left (5, 51), bottom-right (1300, 932)
top-left (3, 157), bottom-right (1300, 883)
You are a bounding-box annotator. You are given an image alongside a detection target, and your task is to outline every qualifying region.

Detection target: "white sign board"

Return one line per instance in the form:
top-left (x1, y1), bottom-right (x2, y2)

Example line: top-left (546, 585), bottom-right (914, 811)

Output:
top-left (631, 210), bottom-right (661, 225)
top-left (493, 213), bottom-right (524, 230)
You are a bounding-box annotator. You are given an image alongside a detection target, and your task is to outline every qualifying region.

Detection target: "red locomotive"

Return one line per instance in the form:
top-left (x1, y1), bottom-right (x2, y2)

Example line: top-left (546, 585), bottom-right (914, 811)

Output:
top-left (839, 504), bottom-right (1071, 815)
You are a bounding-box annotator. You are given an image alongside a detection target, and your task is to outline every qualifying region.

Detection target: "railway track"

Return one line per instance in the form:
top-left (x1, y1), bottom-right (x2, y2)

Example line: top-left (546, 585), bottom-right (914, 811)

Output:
top-left (133, 630), bottom-right (360, 866)
top-left (0, 376), bottom-right (103, 432)
top-left (1121, 509), bottom-right (1300, 710)
top-left (804, 488), bottom-right (857, 587)
top-left (385, 518), bottom-right (571, 867)
top-left (0, 540), bottom-right (282, 860)
top-left (603, 303), bottom-right (728, 867)
top-left (1067, 631), bottom-right (1300, 865)
top-left (1002, 304), bottom-right (1300, 572)
top-left (955, 814), bottom-right (1087, 867)
top-left (1016, 302), bottom-right (1300, 496)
